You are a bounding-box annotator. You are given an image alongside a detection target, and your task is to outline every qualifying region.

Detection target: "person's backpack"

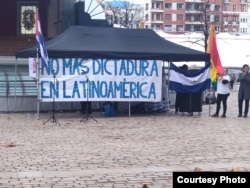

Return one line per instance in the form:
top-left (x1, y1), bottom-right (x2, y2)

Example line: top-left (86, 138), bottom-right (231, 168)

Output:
top-left (103, 103), bottom-right (116, 117)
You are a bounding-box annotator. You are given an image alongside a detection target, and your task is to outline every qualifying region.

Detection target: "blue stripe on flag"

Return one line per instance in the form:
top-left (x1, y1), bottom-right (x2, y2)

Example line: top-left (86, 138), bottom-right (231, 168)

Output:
top-left (169, 62), bottom-right (211, 93)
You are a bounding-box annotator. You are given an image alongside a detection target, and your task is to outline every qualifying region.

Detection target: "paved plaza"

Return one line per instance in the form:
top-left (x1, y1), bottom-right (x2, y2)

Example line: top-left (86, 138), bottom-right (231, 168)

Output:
top-left (1, 89), bottom-right (250, 188)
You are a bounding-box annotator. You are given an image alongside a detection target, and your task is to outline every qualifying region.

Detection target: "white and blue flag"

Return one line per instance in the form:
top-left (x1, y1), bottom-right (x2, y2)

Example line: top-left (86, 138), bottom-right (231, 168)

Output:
top-left (169, 62), bottom-right (210, 93)
top-left (35, 9), bottom-right (49, 68)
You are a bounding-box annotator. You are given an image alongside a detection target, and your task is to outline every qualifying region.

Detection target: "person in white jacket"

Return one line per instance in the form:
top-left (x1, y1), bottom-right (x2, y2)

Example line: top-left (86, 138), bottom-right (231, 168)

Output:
top-left (211, 68), bottom-right (230, 118)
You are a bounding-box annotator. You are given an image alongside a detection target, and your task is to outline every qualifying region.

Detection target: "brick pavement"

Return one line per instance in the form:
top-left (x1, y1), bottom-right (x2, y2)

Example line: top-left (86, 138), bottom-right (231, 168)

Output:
top-left (1, 89), bottom-right (250, 188)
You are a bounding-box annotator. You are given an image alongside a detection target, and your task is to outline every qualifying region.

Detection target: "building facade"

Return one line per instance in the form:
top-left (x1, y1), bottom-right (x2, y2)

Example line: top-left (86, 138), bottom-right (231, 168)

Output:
top-left (144, 0), bottom-right (249, 34)
top-left (0, 0), bottom-right (76, 56)
top-left (0, 0), bottom-right (117, 112)
top-left (0, 0), bottom-right (77, 112)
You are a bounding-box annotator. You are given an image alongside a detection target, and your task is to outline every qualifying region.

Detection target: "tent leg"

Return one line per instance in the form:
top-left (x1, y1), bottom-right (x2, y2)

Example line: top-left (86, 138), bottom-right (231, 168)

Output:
top-left (128, 102), bottom-right (131, 118)
top-left (36, 100), bottom-right (40, 120)
top-left (209, 86), bottom-right (211, 116)
top-left (36, 51), bottom-right (40, 120)
top-left (14, 58), bottom-right (17, 112)
top-left (167, 61), bottom-right (170, 108)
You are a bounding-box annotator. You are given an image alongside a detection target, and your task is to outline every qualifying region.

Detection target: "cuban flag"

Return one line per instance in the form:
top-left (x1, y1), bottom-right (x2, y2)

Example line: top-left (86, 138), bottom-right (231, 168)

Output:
top-left (35, 9), bottom-right (49, 68)
top-left (169, 62), bottom-right (210, 93)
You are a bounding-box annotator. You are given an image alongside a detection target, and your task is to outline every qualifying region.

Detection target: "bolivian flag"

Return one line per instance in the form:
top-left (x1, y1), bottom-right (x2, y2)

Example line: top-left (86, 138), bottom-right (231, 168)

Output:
top-left (206, 25), bottom-right (223, 90)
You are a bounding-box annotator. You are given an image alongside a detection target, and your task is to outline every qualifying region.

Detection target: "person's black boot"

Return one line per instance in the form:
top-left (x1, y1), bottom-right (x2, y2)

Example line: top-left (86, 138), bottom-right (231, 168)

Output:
top-left (211, 113), bottom-right (218, 117)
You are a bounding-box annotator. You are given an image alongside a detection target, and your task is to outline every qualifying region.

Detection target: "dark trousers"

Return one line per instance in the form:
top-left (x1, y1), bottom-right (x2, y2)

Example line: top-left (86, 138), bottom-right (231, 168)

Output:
top-left (238, 98), bottom-right (249, 115)
top-left (215, 93), bottom-right (229, 115)
top-left (175, 92), bottom-right (181, 113)
top-left (230, 81), bottom-right (234, 89)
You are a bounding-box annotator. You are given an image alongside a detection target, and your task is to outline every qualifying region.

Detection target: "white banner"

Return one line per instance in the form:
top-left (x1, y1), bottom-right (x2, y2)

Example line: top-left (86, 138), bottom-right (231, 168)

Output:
top-left (28, 58), bottom-right (37, 78)
top-left (39, 58), bottom-right (162, 102)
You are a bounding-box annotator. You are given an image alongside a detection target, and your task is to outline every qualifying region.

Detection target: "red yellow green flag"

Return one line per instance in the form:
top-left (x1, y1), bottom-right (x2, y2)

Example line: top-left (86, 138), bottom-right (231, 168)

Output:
top-left (206, 25), bottom-right (223, 90)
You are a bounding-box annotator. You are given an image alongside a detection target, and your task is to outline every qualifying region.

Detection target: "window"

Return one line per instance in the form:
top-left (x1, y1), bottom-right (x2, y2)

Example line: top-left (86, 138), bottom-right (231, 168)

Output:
top-left (194, 25), bottom-right (202, 32)
top-left (154, 24), bottom-right (162, 30)
top-left (214, 5), bottom-right (220, 11)
top-left (0, 65), bottom-right (37, 97)
top-left (18, 3), bottom-right (37, 35)
top-left (241, 5), bottom-right (245, 12)
top-left (206, 15), bottom-right (210, 22)
top-left (164, 25), bottom-right (172, 31)
top-left (177, 25), bottom-right (183, 32)
top-left (155, 13), bottom-right (161, 21)
top-left (177, 14), bottom-right (183, 21)
top-left (165, 14), bottom-right (171, 21)
top-left (151, 24), bottom-right (162, 30)
top-left (185, 25), bottom-right (192, 32)
top-left (177, 3), bottom-right (184, 10)
top-left (155, 2), bottom-right (161, 9)
top-left (165, 3), bottom-right (172, 9)
top-left (205, 5), bottom-right (210, 10)
top-left (233, 5), bottom-right (237, 11)
top-left (224, 16), bottom-right (228, 22)
top-left (233, 16), bottom-right (237, 22)
top-left (241, 28), bottom-right (247, 33)
top-left (186, 3), bottom-right (191, 11)
top-left (214, 15), bottom-right (220, 22)
top-left (185, 15), bottom-right (192, 22)
top-left (224, 4), bottom-right (228, 11)
top-left (194, 4), bottom-right (201, 10)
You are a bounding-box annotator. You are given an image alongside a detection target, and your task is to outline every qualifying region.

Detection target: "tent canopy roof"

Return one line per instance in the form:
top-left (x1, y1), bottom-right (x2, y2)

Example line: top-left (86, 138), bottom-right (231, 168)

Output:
top-left (16, 26), bottom-right (209, 62)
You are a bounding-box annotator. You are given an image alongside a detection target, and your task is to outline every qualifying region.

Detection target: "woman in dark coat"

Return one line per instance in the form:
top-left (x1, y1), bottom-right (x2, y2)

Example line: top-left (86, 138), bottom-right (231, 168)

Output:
top-left (237, 64), bottom-right (250, 117)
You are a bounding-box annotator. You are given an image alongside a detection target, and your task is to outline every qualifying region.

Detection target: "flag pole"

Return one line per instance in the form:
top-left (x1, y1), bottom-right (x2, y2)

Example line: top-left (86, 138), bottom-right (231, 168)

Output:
top-left (35, 8), bottom-right (41, 120)
top-left (167, 61), bottom-right (170, 109)
top-left (206, 24), bottom-right (223, 117)
top-left (36, 48), bottom-right (40, 120)
top-left (209, 83), bottom-right (211, 116)
top-left (35, 8), bottom-right (49, 120)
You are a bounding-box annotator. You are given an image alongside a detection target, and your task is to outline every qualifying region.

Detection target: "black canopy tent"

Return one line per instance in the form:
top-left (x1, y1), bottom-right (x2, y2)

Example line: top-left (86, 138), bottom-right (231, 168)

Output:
top-left (15, 26), bottom-right (210, 118)
top-left (16, 25), bottom-right (209, 61)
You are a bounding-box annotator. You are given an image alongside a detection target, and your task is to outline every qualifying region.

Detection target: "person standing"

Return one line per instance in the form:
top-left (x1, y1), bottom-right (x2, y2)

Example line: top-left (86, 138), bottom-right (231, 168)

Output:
top-left (230, 73), bottom-right (236, 90)
top-left (237, 64), bottom-right (250, 118)
top-left (211, 68), bottom-right (230, 118)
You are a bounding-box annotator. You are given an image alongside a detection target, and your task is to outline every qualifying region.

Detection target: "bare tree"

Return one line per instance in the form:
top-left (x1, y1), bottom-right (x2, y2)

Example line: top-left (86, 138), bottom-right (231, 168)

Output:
top-left (185, 0), bottom-right (213, 52)
top-left (198, 0), bottom-right (211, 52)
top-left (102, 0), bottom-right (144, 28)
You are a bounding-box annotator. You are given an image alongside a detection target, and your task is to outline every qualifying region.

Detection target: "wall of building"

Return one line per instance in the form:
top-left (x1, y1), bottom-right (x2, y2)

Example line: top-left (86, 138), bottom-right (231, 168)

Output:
top-left (47, 0), bottom-right (76, 38)
top-left (0, 0), bottom-right (49, 37)
top-left (144, 0), bottom-right (249, 34)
